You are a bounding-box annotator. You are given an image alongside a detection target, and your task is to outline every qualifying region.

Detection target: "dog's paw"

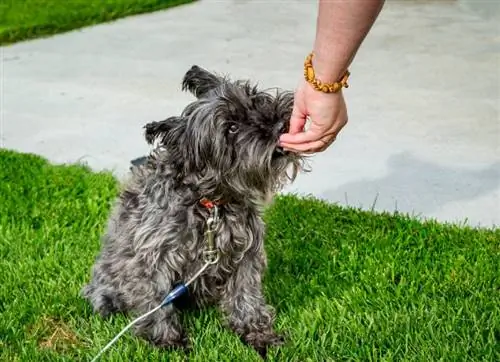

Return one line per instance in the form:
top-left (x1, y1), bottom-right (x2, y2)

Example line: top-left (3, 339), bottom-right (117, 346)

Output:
top-left (242, 330), bottom-right (285, 359)
top-left (150, 333), bottom-right (191, 354)
top-left (81, 286), bottom-right (120, 319)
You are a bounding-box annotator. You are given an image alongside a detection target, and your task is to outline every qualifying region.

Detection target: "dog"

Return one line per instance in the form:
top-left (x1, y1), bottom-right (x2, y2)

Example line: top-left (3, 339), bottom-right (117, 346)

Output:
top-left (81, 65), bottom-right (306, 358)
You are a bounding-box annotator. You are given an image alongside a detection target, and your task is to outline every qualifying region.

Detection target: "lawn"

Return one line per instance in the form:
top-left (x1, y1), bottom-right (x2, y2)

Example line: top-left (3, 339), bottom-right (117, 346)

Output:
top-left (0, 149), bottom-right (498, 361)
top-left (0, 0), bottom-right (195, 45)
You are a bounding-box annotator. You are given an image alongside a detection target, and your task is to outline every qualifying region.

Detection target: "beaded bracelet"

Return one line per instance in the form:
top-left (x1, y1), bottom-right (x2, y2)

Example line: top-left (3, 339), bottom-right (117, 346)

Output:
top-left (304, 52), bottom-right (350, 93)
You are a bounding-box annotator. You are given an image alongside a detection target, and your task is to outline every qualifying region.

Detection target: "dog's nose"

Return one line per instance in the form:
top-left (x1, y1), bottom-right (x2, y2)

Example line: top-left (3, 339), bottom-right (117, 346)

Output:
top-left (276, 121), bottom-right (289, 135)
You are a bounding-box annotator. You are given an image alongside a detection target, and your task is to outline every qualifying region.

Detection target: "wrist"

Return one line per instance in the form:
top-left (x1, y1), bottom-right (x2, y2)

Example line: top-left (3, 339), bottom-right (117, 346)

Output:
top-left (311, 47), bottom-right (350, 84)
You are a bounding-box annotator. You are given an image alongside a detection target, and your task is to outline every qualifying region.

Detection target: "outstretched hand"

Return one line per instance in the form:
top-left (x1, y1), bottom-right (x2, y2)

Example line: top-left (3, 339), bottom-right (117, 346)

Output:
top-left (279, 79), bottom-right (348, 153)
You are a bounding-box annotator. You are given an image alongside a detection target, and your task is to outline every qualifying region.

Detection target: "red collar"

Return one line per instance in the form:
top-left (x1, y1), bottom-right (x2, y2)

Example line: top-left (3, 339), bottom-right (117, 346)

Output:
top-left (199, 198), bottom-right (224, 209)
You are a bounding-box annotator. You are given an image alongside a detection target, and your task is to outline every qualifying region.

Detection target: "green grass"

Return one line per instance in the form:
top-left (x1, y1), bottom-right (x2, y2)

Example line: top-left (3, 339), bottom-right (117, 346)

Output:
top-left (0, 149), bottom-right (499, 361)
top-left (0, 0), bottom-right (195, 45)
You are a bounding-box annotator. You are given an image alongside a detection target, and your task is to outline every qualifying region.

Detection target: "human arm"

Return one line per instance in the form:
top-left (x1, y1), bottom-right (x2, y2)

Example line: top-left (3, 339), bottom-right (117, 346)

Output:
top-left (280, 0), bottom-right (385, 153)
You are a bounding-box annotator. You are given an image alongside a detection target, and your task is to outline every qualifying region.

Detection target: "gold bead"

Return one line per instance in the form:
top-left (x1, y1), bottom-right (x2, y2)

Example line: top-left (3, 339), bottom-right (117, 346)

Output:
top-left (306, 67), bottom-right (315, 82)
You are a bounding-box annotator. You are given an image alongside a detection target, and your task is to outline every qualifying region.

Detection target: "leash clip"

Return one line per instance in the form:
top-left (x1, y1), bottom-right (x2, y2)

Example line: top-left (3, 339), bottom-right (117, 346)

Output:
top-left (203, 205), bottom-right (220, 265)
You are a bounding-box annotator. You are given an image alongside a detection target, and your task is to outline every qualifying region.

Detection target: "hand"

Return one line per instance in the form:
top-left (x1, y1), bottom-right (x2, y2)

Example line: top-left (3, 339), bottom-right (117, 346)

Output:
top-left (279, 79), bottom-right (348, 153)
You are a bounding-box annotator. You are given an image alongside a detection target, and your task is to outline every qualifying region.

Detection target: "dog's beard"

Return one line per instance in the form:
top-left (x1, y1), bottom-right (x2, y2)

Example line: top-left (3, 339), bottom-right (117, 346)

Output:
top-left (229, 124), bottom-right (302, 197)
top-left (210, 131), bottom-right (303, 201)
top-left (271, 151), bottom-right (303, 194)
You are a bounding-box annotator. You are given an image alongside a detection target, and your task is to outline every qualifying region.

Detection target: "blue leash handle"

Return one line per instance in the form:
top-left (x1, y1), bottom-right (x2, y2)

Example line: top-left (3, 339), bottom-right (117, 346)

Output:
top-left (160, 283), bottom-right (188, 307)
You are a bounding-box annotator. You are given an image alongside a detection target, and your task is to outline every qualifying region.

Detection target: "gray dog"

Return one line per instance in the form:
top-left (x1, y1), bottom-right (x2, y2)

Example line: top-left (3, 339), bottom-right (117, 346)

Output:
top-left (81, 65), bottom-right (305, 357)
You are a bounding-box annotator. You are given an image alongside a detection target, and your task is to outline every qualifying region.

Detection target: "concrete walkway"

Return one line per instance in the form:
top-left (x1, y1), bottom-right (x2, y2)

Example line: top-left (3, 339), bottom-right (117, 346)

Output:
top-left (2, 0), bottom-right (499, 228)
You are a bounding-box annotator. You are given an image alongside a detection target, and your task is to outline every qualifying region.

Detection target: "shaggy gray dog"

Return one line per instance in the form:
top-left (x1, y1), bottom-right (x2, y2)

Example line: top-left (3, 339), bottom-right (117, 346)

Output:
top-left (81, 65), bottom-right (305, 357)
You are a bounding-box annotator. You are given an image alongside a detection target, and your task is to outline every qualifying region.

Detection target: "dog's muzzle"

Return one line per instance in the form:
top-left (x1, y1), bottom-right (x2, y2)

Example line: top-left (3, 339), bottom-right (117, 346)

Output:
top-left (272, 121), bottom-right (290, 156)
top-left (272, 146), bottom-right (289, 159)
top-left (275, 146), bottom-right (285, 154)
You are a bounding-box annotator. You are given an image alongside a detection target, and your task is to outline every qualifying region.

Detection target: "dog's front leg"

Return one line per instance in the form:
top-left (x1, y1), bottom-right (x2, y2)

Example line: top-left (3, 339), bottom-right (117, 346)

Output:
top-left (220, 254), bottom-right (284, 358)
top-left (133, 301), bottom-right (188, 350)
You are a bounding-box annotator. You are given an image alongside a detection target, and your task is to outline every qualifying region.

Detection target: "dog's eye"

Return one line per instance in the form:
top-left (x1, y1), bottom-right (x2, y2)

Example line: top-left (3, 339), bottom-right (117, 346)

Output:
top-left (228, 124), bottom-right (239, 134)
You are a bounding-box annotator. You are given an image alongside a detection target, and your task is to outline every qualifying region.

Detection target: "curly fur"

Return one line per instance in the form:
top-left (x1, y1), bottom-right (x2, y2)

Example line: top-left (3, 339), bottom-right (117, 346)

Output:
top-left (81, 65), bottom-right (307, 358)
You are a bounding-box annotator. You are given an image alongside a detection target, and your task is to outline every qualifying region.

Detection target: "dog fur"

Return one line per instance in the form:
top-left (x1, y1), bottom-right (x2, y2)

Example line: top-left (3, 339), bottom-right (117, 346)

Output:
top-left (81, 65), bottom-right (305, 357)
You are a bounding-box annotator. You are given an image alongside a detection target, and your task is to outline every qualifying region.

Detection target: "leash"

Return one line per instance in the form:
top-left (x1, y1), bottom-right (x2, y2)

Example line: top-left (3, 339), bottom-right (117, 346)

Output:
top-left (90, 200), bottom-right (222, 362)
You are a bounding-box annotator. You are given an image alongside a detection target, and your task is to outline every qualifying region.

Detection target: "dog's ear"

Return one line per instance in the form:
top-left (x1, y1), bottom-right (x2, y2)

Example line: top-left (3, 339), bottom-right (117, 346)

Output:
top-left (181, 65), bottom-right (222, 98)
top-left (144, 116), bottom-right (184, 145)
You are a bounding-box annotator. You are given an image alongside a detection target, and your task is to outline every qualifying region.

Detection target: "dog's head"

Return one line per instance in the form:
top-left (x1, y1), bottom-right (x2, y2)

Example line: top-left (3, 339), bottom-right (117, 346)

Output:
top-left (144, 65), bottom-right (306, 201)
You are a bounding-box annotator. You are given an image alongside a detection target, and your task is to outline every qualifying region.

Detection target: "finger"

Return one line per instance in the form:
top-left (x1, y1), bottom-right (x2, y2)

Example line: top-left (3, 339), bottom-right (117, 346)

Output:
top-left (287, 103), bottom-right (306, 135)
top-left (279, 127), bottom-right (334, 145)
top-left (280, 128), bottom-right (323, 144)
top-left (281, 137), bottom-right (334, 153)
top-left (281, 140), bottom-right (326, 153)
top-left (283, 131), bottom-right (338, 153)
